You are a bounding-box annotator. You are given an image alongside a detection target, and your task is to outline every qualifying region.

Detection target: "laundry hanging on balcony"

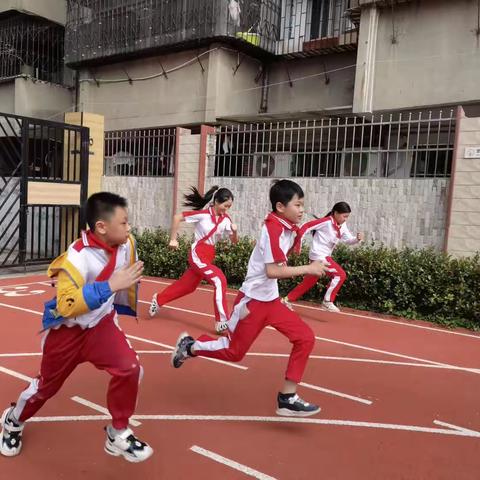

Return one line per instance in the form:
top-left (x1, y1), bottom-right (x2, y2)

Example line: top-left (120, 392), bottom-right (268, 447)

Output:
top-left (228, 0), bottom-right (241, 27)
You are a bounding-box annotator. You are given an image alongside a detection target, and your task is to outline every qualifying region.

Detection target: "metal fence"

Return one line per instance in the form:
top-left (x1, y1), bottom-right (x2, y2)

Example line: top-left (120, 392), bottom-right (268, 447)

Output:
top-left (277, 0), bottom-right (358, 57)
top-left (65, 0), bottom-right (281, 65)
top-left (0, 112), bottom-right (89, 268)
top-left (104, 127), bottom-right (176, 176)
top-left (0, 14), bottom-right (66, 84)
top-left (213, 110), bottom-right (455, 179)
top-left (64, 0), bottom-right (357, 65)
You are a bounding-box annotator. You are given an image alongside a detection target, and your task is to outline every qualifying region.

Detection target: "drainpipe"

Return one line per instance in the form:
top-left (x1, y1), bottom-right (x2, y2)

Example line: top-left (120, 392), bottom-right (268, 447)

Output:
top-left (259, 64), bottom-right (269, 114)
top-left (74, 70), bottom-right (80, 112)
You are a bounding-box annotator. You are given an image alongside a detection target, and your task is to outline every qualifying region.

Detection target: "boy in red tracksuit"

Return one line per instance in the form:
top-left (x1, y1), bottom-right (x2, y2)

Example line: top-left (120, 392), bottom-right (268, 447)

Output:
top-left (171, 180), bottom-right (326, 417)
top-left (0, 192), bottom-right (153, 462)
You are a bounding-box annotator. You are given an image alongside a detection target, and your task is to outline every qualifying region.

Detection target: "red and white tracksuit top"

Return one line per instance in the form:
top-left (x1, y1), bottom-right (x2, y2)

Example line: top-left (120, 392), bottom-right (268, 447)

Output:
top-left (192, 213), bottom-right (316, 384)
top-left (155, 207), bottom-right (233, 324)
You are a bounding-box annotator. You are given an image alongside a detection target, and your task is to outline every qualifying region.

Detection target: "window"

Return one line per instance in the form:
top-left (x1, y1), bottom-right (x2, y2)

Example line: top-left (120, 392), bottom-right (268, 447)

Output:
top-left (411, 147), bottom-right (452, 178)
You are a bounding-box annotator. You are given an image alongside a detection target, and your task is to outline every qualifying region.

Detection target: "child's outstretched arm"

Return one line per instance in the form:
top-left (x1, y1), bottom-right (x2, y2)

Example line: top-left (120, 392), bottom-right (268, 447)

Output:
top-left (169, 213), bottom-right (184, 249)
top-left (230, 223), bottom-right (239, 244)
top-left (341, 225), bottom-right (364, 245)
top-left (293, 217), bottom-right (329, 253)
top-left (265, 261), bottom-right (326, 279)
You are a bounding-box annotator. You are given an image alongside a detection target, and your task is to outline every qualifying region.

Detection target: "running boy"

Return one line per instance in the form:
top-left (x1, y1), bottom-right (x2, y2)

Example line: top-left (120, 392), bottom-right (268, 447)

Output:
top-left (0, 192), bottom-right (153, 462)
top-left (149, 186), bottom-right (237, 333)
top-left (284, 201), bottom-right (364, 313)
top-left (170, 180), bottom-right (326, 417)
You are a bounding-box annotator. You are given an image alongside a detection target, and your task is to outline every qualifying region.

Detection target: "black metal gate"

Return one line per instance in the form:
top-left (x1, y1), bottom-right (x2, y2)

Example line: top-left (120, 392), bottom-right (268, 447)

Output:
top-left (0, 112), bottom-right (89, 268)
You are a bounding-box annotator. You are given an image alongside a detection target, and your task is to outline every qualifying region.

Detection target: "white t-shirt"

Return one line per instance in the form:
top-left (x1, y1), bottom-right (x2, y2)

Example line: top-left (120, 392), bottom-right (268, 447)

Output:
top-left (240, 213), bottom-right (298, 302)
top-left (183, 207), bottom-right (233, 246)
top-left (298, 216), bottom-right (358, 261)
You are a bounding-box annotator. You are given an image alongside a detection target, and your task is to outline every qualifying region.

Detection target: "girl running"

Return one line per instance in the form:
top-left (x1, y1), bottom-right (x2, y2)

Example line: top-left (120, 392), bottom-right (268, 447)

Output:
top-left (149, 186), bottom-right (237, 333)
top-left (283, 201), bottom-right (364, 313)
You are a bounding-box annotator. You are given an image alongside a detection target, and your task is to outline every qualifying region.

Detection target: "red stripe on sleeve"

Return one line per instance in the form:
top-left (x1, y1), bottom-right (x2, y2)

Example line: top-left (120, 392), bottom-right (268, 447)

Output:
top-left (265, 222), bottom-right (287, 264)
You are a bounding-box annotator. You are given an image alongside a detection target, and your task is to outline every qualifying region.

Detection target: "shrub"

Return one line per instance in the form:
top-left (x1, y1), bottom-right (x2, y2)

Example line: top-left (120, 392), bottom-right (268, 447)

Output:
top-left (136, 229), bottom-right (480, 330)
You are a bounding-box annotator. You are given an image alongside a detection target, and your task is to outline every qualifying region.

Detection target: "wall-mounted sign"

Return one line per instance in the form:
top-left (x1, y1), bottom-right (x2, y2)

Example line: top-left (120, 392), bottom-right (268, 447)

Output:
top-left (464, 147), bottom-right (480, 159)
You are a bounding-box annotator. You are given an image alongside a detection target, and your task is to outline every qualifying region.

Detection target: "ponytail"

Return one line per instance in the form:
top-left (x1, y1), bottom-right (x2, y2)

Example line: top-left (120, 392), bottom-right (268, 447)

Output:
top-left (310, 202), bottom-right (351, 236)
top-left (183, 185), bottom-right (234, 211)
top-left (324, 201), bottom-right (351, 218)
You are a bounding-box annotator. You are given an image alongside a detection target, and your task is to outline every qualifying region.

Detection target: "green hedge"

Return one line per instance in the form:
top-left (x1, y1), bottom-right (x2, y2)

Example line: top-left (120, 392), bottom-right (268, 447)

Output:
top-left (136, 229), bottom-right (480, 330)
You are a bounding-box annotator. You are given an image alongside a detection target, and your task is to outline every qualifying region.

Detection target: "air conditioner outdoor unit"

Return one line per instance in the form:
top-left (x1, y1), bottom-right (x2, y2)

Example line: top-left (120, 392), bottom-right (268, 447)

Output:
top-left (253, 153), bottom-right (293, 177)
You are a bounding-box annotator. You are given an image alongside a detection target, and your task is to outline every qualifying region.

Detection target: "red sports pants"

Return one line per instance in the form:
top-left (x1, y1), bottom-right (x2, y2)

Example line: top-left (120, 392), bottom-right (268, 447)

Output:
top-left (13, 312), bottom-right (141, 429)
top-left (193, 293), bottom-right (315, 384)
top-left (155, 243), bottom-right (229, 323)
top-left (287, 256), bottom-right (346, 303)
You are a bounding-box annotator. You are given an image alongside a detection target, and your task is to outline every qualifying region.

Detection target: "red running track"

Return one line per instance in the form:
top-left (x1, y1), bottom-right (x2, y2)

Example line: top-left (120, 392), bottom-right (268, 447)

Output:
top-left (0, 274), bottom-right (479, 479)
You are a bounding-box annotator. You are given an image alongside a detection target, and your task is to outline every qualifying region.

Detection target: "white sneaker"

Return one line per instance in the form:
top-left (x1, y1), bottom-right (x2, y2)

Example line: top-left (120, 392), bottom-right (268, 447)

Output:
top-left (104, 427), bottom-right (153, 463)
top-left (0, 406), bottom-right (24, 457)
top-left (322, 301), bottom-right (340, 313)
top-left (281, 296), bottom-right (294, 311)
top-left (148, 294), bottom-right (160, 318)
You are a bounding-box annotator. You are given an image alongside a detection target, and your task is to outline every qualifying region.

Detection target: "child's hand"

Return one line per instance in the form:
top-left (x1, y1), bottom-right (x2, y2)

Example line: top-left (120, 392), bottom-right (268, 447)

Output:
top-left (357, 232), bottom-right (365, 242)
top-left (307, 261), bottom-right (327, 277)
top-left (169, 239), bottom-right (179, 249)
top-left (231, 223), bottom-right (238, 232)
top-left (109, 261), bottom-right (144, 292)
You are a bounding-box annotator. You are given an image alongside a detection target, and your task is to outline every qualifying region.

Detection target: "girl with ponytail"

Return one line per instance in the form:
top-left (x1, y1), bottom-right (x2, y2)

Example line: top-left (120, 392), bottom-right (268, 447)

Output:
top-left (149, 186), bottom-right (237, 333)
top-left (283, 201), bottom-right (364, 313)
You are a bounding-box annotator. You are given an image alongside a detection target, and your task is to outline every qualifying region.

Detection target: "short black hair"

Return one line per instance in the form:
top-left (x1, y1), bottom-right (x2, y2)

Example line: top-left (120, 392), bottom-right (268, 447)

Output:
top-left (85, 192), bottom-right (128, 231)
top-left (269, 179), bottom-right (304, 212)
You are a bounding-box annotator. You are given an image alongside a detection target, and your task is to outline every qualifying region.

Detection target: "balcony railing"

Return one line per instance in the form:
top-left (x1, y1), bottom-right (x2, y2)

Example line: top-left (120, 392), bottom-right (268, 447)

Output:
top-left (277, 0), bottom-right (358, 57)
top-left (65, 0), bottom-right (282, 66)
top-left (0, 14), bottom-right (65, 84)
top-left (65, 0), bottom-right (358, 66)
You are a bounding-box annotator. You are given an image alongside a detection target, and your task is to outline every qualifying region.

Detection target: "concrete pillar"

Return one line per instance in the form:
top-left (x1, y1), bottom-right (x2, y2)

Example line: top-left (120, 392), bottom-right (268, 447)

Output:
top-left (64, 112), bottom-right (105, 196)
top-left (352, 5), bottom-right (379, 114)
top-left (445, 107), bottom-right (480, 257)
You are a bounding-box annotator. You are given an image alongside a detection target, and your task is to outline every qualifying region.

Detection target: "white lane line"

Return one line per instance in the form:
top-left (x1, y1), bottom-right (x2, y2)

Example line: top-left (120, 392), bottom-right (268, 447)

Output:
top-left (0, 352), bottom-right (42, 357)
top-left (71, 396), bottom-right (141, 427)
top-left (27, 414), bottom-right (480, 439)
top-left (1, 299), bottom-right (477, 376)
top-left (433, 420), bottom-right (480, 437)
top-left (136, 350), bottom-right (171, 354)
top-left (126, 334), bottom-right (248, 371)
top-left (0, 364), bottom-right (143, 426)
top-left (138, 299), bottom-right (214, 318)
top-left (299, 381), bottom-right (372, 405)
top-left (248, 353), bottom-right (480, 372)
top-left (141, 299), bottom-right (480, 376)
top-left (0, 351), bottom-right (171, 357)
top-left (0, 365), bottom-right (32, 382)
top-left (0, 280), bottom-right (49, 289)
top-left (0, 301), bottom-right (44, 316)
top-left (0, 300), bottom-right (246, 371)
top-left (190, 445), bottom-right (277, 480)
top-left (2, 351), bottom-right (478, 374)
top-left (311, 333), bottom-right (480, 375)
top-left (142, 278), bottom-right (480, 340)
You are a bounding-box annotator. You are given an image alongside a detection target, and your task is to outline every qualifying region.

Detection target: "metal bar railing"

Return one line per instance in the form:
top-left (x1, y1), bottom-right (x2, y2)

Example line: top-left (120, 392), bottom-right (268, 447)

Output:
top-left (212, 110), bottom-right (456, 179)
top-left (104, 127), bottom-right (176, 177)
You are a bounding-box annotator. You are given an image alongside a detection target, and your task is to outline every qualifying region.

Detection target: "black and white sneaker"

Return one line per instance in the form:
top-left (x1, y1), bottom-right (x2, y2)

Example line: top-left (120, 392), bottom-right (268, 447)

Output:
top-left (1, 405), bottom-right (24, 457)
top-left (171, 332), bottom-right (195, 368)
top-left (276, 393), bottom-right (321, 417)
top-left (104, 427), bottom-right (153, 463)
top-left (148, 294), bottom-right (160, 318)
